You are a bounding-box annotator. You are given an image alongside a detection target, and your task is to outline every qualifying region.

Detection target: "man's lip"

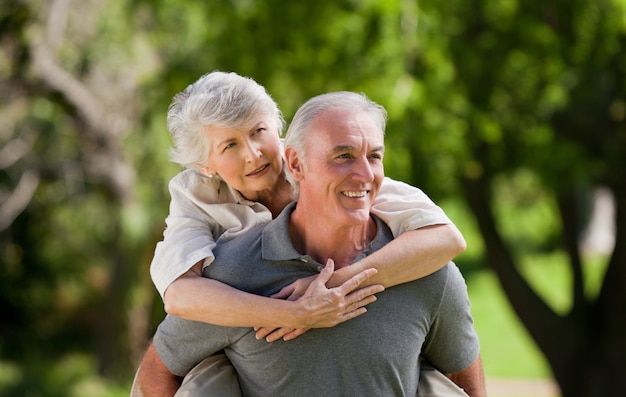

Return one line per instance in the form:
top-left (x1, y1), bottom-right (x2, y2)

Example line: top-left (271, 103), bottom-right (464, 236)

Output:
top-left (247, 163), bottom-right (270, 177)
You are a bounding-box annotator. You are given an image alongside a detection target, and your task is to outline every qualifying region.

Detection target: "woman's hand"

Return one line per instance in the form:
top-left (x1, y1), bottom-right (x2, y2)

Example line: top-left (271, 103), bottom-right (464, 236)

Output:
top-left (255, 258), bottom-right (384, 342)
top-left (271, 274), bottom-right (317, 302)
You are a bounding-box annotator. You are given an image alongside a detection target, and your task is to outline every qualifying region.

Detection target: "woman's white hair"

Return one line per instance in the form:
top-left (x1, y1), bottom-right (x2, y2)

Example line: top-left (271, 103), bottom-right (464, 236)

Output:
top-left (167, 71), bottom-right (284, 169)
top-left (284, 91), bottom-right (387, 198)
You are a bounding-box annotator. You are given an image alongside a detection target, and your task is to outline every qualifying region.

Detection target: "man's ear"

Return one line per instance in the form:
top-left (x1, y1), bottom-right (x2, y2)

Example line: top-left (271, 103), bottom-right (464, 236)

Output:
top-left (284, 147), bottom-right (304, 181)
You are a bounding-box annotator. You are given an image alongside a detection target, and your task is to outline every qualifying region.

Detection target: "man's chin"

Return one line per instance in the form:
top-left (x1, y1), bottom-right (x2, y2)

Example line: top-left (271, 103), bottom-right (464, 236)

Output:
top-left (338, 209), bottom-right (372, 225)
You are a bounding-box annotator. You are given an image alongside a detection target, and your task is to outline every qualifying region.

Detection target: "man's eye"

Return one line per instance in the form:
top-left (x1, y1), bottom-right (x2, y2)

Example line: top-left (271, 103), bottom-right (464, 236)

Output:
top-left (338, 153), bottom-right (352, 159)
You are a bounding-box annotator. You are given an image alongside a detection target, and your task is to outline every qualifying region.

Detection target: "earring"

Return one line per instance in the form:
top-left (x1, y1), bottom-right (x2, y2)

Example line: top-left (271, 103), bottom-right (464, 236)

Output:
top-left (197, 165), bottom-right (217, 178)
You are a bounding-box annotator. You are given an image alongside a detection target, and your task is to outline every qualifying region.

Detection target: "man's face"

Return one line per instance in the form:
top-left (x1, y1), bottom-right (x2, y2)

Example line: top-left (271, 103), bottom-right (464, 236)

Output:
top-left (295, 107), bottom-right (385, 226)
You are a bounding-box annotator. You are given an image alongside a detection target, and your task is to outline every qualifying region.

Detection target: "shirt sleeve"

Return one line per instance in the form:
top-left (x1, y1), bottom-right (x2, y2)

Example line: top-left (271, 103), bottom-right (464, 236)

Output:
top-left (421, 264), bottom-right (481, 374)
top-left (371, 177), bottom-right (453, 238)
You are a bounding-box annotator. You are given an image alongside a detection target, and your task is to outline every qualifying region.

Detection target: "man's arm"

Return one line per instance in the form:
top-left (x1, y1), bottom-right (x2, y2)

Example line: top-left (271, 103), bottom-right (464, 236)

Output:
top-left (136, 342), bottom-right (183, 397)
top-left (446, 356), bottom-right (486, 397)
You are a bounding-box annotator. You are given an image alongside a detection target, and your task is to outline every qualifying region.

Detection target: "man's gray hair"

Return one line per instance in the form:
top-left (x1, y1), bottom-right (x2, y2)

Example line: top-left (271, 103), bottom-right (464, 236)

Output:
top-left (284, 91), bottom-right (387, 198)
top-left (167, 71), bottom-right (284, 169)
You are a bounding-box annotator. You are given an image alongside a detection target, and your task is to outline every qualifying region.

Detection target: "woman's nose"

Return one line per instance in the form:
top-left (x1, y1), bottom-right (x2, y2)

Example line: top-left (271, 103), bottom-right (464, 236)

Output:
top-left (244, 140), bottom-right (262, 162)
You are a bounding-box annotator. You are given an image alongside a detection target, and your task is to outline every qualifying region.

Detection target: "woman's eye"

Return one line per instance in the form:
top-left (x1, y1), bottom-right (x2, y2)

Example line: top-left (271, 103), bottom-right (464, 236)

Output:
top-left (223, 142), bottom-right (236, 151)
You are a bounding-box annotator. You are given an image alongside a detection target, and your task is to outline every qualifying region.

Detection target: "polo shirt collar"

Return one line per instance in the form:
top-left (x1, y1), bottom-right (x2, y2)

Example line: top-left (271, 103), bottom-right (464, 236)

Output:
top-left (261, 202), bottom-right (308, 262)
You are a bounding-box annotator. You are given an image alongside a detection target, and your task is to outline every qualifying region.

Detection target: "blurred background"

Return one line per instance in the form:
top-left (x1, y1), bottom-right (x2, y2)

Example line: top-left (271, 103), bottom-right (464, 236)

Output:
top-left (1, 1), bottom-right (624, 396)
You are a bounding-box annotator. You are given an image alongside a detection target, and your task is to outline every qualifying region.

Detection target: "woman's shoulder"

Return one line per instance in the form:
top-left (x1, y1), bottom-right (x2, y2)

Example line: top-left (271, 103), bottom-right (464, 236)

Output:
top-left (169, 168), bottom-right (229, 204)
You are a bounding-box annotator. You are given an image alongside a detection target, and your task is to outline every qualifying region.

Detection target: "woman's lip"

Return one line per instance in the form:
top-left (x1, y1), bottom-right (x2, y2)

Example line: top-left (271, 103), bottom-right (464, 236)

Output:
top-left (247, 163), bottom-right (270, 177)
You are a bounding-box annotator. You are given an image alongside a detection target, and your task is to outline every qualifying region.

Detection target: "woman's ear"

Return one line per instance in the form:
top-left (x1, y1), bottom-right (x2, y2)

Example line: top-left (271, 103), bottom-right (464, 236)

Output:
top-left (284, 147), bottom-right (304, 181)
top-left (196, 164), bottom-right (217, 178)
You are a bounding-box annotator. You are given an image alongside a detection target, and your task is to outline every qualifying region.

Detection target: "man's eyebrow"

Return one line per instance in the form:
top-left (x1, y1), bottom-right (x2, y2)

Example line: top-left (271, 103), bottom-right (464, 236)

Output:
top-left (330, 145), bottom-right (356, 153)
top-left (329, 145), bottom-right (385, 153)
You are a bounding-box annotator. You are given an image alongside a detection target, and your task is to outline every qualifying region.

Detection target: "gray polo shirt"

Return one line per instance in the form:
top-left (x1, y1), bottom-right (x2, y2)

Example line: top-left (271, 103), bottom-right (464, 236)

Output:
top-left (154, 202), bottom-right (480, 397)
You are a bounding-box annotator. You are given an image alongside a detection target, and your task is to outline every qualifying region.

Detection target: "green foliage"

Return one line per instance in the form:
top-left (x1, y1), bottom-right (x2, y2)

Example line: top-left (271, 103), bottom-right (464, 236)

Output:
top-left (2, 0), bottom-right (625, 394)
top-left (492, 171), bottom-right (562, 253)
top-left (0, 354), bottom-right (130, 397)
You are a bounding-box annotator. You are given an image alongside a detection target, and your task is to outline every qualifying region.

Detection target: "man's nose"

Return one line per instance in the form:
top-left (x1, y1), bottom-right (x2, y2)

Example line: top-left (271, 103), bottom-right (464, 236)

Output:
top-left (352, 157), bottom-right (374, 182)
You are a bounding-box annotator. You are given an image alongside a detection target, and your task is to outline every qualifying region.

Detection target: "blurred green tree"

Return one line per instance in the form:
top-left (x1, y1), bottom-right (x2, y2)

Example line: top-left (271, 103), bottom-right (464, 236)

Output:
top-left (410, 1), bottom-right (626, 395)
top-left (1, 0), bottom-right (624, 395)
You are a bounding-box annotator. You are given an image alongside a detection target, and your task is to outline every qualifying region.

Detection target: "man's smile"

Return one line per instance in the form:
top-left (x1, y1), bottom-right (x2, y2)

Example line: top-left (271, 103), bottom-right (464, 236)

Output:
top-left (341, 190), bottom-right (369, 198)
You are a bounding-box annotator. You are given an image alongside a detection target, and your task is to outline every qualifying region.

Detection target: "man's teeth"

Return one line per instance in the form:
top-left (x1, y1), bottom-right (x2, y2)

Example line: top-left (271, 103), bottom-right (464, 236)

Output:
top-left (342, 191), bottom-right (367, 198)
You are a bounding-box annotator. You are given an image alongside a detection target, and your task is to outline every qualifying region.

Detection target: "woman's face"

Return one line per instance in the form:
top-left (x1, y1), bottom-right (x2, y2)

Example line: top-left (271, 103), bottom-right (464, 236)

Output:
top-left (202, 115), bottom-right (283, 200)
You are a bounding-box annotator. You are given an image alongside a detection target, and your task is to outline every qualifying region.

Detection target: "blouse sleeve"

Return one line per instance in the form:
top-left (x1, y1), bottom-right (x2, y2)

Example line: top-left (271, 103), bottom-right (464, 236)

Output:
top-left (371, 177), bottom-right (453, 238)
top-left (150, 170), bottom-right (223, 298)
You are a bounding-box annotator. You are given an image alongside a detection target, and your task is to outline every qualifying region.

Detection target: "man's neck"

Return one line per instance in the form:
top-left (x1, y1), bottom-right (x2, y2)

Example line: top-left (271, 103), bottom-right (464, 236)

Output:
top-left (289, 206), bottom-right (377, 268)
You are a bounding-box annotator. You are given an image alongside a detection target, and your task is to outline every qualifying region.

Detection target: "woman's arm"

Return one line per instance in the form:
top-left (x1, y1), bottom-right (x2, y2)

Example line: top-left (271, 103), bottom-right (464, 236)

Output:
top-left (155, 171), bottom-right (384, 329)
top-left (257, 178), bottom-right (465, 341)
top-left (328, 223), bottom-right (465, 288)
top-left (270, 223), bottom-right (465, 303)
top-left (164, 260), bottom-right (384, 328)
top-left (257, 224), bottom-right (464, 342)
top-left (336, 176), bottom-right (466, 287)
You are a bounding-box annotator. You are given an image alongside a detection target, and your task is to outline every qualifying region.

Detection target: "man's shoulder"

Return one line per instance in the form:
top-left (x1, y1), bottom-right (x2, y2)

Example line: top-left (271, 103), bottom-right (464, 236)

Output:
top-left (412, 262), bottom-right (470, 310)
top-left (214, 222), bottom-right (266, 253)
top-left (205, 225), bottom-right (266, 283)
top-left (394, 262), bottom-right (466, 305)
top-left (420, 262), bottom-right (465, 287)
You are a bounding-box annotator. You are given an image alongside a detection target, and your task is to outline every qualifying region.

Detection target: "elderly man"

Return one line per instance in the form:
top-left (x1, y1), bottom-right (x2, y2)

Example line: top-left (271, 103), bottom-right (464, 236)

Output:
top-left (137, 91), bottom-right (485, 396)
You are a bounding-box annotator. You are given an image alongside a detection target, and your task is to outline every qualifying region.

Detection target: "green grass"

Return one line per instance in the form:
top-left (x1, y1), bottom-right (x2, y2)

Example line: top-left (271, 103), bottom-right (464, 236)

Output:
top-left (467, 268), bottom-right (552, 378)
top-left (464, 252), bottom-right (608, 380)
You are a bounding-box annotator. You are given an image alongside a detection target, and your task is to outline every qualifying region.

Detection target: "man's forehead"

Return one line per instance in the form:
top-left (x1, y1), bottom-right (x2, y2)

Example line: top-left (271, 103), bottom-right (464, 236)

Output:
top-left (311, 108), bottom-right (383, 138)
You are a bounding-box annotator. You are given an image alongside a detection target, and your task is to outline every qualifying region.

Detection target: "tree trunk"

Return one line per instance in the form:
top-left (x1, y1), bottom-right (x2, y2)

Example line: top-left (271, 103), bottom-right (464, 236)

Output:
top-left (460, 171), bottom-right (626, 397)
top-left (552, 316), bottom-right (626, 397)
